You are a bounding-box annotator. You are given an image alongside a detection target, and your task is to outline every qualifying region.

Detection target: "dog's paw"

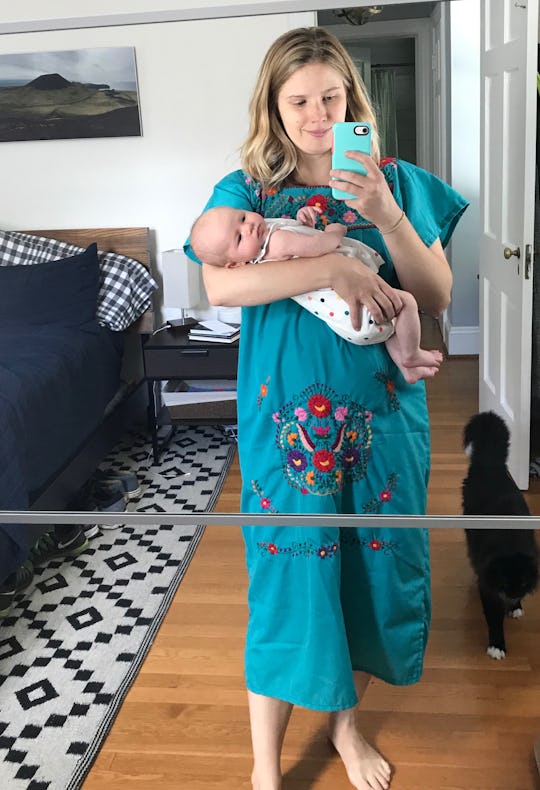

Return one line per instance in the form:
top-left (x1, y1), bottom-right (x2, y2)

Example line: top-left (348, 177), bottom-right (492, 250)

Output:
top-left (508, 607), bottom-right (523, 619)
top-left (487, 646), bottom-right (506, 660)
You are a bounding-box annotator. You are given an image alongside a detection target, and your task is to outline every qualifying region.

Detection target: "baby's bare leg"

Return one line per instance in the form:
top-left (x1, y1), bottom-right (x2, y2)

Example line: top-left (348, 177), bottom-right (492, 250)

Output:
top-left (328, 672), bottom-right (392, 790)
top-left (385, 291), bottom-right (443, 384)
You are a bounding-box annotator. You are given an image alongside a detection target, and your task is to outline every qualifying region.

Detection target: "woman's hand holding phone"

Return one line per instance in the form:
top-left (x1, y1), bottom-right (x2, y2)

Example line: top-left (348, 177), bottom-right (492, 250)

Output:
top-left (331, 122), bottom-right (372, 200)
top-left (330, 121), bottom-right (402, 230)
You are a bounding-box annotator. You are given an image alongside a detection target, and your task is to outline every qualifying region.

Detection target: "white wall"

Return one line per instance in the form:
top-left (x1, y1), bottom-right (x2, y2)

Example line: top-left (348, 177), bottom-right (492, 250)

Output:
top-left (443, 0), bottom-right (480, 354)
top-left (0, 11), bottom-right (312, 319)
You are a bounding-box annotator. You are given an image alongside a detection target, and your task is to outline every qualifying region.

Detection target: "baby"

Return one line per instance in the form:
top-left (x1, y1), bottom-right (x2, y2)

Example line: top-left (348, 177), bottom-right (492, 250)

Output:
top-left (190, 205), bottom-right (443, 384)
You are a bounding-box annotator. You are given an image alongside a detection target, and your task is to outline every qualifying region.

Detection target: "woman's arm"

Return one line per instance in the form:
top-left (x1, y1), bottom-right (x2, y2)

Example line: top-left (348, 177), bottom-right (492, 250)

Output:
top-left (330, 153), bottom-right (452, 317)
top-left (202, 251), bottom-right (403, 329)
top-left (379, 225), bottom-right (451, 317)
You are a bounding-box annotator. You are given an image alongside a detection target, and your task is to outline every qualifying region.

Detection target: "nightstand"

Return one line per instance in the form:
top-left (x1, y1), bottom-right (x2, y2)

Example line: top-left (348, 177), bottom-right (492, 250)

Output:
top-left (143, 328), bottom-right (239, 463)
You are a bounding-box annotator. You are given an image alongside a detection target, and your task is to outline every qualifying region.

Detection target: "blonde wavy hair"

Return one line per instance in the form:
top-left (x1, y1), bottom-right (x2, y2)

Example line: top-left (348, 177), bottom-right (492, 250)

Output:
top-left (241, 26), bottom-right (380, 192)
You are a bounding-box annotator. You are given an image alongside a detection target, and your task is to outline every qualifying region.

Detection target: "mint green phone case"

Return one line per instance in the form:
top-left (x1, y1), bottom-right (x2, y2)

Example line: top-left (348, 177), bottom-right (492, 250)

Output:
top-left (331, 122), bottom-right (372, 200)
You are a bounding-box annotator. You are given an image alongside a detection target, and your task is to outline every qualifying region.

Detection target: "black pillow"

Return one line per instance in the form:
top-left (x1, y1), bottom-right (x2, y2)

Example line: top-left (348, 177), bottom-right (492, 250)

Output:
top-left (0, 243), bottom-right (100, 327)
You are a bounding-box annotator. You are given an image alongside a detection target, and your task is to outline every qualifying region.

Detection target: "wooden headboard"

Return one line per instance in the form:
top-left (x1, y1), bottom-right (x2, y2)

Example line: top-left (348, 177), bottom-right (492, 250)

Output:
top-left (23, 227), bottom-right (154, 333)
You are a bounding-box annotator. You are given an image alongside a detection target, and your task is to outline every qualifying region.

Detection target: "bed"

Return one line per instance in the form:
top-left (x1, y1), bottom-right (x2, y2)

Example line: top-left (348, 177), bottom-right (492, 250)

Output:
top-left (0, 227), bottom-right (156, 543)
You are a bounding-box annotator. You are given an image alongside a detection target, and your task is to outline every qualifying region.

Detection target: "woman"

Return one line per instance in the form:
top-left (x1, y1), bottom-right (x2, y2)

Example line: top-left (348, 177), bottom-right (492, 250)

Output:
top-left (185, 27), bottom-right (468, 790)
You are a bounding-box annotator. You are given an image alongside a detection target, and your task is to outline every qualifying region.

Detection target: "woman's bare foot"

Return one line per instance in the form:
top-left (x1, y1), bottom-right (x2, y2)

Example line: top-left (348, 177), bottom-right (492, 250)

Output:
top-left (328, 710), bottom-right (392, 790)
top-left (251, 770), bottom-right (282, 790)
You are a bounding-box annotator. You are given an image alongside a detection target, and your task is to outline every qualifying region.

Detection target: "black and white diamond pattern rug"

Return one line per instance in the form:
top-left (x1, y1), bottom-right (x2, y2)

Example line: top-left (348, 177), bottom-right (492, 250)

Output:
top-left (0, 425), bottom-right (236, 790)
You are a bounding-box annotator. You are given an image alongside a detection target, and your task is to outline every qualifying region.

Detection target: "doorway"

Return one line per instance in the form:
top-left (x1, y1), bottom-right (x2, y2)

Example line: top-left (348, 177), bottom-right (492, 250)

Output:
top-left (342, 36), bottom-right (417, 163)
top-left (317, 2), bottom-right (436, 172)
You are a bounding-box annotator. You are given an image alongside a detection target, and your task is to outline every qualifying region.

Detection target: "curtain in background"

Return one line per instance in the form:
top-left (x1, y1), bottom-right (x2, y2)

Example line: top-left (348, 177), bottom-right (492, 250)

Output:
top-left (371, 66), bottom-right (399, 159)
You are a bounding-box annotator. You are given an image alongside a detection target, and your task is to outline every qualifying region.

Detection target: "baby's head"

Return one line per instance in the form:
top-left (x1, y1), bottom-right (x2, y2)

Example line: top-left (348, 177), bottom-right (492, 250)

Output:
top-left (191, 206), bottom-right (267, 267)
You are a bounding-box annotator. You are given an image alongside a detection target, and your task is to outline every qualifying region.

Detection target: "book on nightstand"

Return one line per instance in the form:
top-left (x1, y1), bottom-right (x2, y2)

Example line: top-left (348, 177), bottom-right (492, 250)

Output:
top-left (188, 319), bottom-right (240, 343)
top-left (188, 332), bottom-right (240, 344)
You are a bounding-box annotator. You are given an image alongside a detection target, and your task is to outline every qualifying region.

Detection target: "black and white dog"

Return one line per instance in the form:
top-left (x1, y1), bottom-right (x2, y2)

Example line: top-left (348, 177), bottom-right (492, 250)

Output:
top-left (462, 411), bottom-right (539, 659)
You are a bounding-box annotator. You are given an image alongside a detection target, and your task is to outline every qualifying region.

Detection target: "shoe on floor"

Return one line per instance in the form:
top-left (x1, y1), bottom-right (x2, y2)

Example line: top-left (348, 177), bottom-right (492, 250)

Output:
top-left (535, 736), bottom-right (540, 774)
top-left (91, 484), bottom-right (126, 530)
top-left (94, 468), bottom-right (142, 500)
top-left (530, 458), bottom-right (540, 478)
top-left (70, 479), bottom-right (126, 533)
top-left (73, 479), bottom-right (125, 518)
top-left (72, 478), bottom-right (124, 509)
top-left (0, 560), bottom-right (34, 618)
top-left (84, 525), bottom-right (100, 539)
top-left (91, 486), bottom-right (126, 513)
top-left (30, 527), bottom-right (89, 565)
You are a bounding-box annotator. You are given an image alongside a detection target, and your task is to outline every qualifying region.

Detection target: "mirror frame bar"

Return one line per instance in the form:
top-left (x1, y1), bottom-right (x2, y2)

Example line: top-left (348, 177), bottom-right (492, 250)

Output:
top-left (2, 510), bottom-right (539, 530)
top-left (0, 0), bottom-right (430, 35)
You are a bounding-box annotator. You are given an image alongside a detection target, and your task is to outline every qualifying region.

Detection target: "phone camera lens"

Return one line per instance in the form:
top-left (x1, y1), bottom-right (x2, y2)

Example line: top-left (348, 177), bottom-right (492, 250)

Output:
top-left (354, 125), bottom-right (369, 136)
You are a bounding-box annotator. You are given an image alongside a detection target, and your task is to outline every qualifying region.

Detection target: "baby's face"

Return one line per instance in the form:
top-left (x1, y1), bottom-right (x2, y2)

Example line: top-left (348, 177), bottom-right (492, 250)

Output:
top-left (215, 208), bottom-right (267, 263)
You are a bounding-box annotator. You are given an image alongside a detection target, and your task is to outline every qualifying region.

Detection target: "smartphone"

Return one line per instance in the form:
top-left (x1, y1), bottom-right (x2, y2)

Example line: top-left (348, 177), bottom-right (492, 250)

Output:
top-left (331, 122), bottom-right (372, 200)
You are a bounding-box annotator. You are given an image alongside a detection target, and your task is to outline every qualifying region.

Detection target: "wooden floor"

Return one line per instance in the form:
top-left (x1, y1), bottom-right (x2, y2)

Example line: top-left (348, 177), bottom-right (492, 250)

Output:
top-left (84, 318), bottom-right (540, 790)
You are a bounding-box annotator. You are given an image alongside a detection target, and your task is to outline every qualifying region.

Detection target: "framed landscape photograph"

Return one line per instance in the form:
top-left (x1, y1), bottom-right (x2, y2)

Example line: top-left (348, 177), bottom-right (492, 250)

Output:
top-left (0, 46), bottom-right (142, 142)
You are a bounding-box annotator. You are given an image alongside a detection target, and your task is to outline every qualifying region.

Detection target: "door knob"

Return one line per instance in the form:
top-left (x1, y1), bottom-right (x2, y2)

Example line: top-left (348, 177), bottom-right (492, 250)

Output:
top-left (503, 246), bottom-right (520, 260)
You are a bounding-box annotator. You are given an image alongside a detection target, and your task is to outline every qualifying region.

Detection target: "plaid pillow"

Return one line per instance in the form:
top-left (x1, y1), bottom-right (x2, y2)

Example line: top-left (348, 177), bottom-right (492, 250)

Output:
top-left (0, 230), bottom-right (157, 331)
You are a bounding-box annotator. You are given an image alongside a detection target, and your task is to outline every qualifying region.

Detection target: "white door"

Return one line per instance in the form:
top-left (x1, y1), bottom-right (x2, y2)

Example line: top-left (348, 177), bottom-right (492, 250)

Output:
top-left (479, 0), bottom-right (538, 489)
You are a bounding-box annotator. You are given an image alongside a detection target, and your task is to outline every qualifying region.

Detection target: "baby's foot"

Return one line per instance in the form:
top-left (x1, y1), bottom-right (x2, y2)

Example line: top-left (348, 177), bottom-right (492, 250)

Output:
top-left (402, 348), bottom-right (443, 369)
top-left (399, 363), bottom-right (440, 384)
top-left (387, 345), bottom-right (443, 383)
top-left (328, 716), bottom-right (392, 790)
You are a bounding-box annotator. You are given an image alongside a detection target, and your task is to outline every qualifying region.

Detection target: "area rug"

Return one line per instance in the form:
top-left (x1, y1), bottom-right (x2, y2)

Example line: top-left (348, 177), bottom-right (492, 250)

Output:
top-left (0, 425), bottom-right (236, 790)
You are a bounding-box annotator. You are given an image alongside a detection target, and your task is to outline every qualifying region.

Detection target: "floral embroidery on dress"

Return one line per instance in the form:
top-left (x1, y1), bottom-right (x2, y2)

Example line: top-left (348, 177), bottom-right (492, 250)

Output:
top-left (246, 166), bottom-right (398, 235)
top-left (379, 157), bottom-right (397, 169)
top-left (304, 194), bottom-right (334, 227)
top-left (362, 472), bottom-right (398, 513)
top-left (375, 372), bottom-right (401, 411)
top-left (251, 480), bottom-right (278, 513)
top-left (253, 472), bottom-right (399, 558)
top-left (257, 530), bottom-right (398, 558)
top-left (257, 538), bottom-right (340, 558)
top-left (257, 376), bottom-right (271, 409)
top-left (340, 534), bottom-right (397, 555)
top-left (306, 194), bottom-right (327, 213)
top-left (273, 383), bottom-right (372, 496)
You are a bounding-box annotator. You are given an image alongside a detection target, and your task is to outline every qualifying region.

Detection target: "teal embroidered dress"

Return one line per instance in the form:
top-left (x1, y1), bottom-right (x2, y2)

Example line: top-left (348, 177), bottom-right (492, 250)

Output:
top-left (185, 159), bottom-right (468, 711)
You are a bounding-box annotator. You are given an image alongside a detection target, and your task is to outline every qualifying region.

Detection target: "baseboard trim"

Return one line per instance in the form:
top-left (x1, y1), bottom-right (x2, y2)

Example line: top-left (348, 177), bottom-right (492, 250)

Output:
top-left (441, 315), bottom-right (479, 356)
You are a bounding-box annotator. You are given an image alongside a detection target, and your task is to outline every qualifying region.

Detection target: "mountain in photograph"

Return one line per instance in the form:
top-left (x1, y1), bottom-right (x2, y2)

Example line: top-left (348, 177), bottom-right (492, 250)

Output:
top-left (0, 72), bottom-right (138, 117)
top-left (0, 72), bottom-right (141, 141)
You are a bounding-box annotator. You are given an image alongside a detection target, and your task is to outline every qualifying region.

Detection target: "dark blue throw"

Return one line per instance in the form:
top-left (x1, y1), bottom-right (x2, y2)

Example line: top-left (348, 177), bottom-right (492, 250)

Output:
top-left (0, 323), bottom-right (123, 574)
